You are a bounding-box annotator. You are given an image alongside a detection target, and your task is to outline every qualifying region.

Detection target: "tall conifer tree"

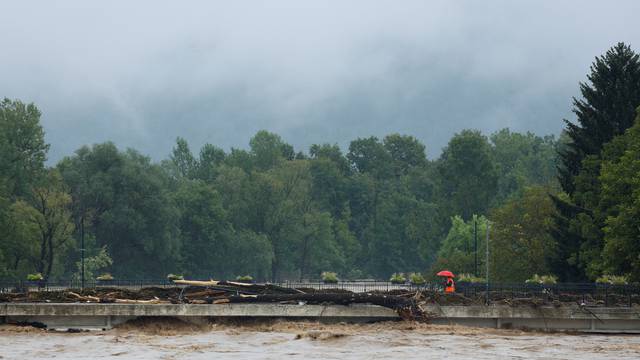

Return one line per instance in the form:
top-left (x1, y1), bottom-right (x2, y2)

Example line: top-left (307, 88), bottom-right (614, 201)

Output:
top-left (552, 43), bottom-right (640, 281)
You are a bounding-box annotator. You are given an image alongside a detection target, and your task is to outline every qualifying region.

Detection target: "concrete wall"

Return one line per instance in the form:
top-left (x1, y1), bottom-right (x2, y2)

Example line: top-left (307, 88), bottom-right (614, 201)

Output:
top-left (0, 303), bottom-right (399, 329)
top-left (423, 305), bottom-right (640, 333)
top-left (2, 303), bottom-right (639, 332)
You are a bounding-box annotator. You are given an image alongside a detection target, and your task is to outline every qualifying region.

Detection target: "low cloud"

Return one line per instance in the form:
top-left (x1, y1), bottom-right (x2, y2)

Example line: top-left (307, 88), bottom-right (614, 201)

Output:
top-left (1, 1), bottom-right (638, 161)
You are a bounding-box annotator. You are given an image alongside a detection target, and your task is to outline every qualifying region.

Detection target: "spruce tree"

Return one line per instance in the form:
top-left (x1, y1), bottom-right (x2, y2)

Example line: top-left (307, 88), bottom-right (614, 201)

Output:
top-left (559, 43), bottom-right (640, 195)
top-left (552, 43), bottom-right (640, 281)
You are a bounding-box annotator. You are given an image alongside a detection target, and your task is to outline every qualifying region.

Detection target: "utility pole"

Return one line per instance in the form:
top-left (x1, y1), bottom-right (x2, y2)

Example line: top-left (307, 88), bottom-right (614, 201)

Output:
top-left (474, 218), bottom-right (478, 276)
top-left (485, 222), bottom-right (490, 305)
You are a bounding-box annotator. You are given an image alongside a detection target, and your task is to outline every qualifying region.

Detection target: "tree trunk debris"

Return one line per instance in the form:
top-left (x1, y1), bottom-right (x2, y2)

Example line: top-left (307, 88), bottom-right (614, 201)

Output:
top-left (4, 279), bottom-right (631, 321)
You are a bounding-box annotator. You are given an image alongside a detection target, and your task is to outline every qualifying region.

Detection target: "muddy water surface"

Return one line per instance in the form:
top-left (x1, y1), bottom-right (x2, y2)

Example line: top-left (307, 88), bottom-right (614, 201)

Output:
top-left (1, 321), bottom-right (639, 359)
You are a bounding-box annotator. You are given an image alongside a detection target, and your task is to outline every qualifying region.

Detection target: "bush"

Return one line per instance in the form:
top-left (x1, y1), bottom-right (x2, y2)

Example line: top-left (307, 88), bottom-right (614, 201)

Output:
top-left (409, 272), bottom-right (425, 285)
top-left (235, 275), bottom-right (254, 282)
top-left (457, 273), bottom-right (485, 283)
top-left (321, 271), bottom-right (339, 283)
top-left (96, 273), bottom-right (114, 281)
top-left (390, 273), bottom-right (406, 284)
top-left (167, 274), bottom-right (184, 281)
top-left (596, 274), bottom-right (628, 285)
top-left (525, 274), bottom-right (557, 285)
top-left (27, 273), bottom-right (43, 281)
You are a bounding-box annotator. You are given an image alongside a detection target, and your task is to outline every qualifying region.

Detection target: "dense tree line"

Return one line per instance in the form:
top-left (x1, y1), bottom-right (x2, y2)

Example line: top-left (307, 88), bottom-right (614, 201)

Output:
top-left (1, 43), bottom-right (638, 283)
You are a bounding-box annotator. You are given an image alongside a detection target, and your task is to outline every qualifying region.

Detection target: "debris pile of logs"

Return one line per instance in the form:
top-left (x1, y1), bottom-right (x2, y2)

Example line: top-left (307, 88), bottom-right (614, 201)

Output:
top-left (0, 279), bottom-right (424, 320)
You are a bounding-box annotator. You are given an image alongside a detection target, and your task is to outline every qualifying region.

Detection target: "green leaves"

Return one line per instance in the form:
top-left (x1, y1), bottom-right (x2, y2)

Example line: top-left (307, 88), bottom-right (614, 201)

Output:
top-left (438, 130), bottom-right (498, 220)
top-left (552, 43), bottom-right (640, 281)
top-left (0, 98), bottom-right (49, 198)
top-left (599, 116), bottom-right (640, 280)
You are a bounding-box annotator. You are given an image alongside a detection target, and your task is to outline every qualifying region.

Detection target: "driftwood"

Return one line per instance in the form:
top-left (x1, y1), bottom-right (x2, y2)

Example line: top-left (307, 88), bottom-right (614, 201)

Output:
top-left (114, 297), bottom-right (168, 304)
top-left (183, 289), bottom-right (227, 298)
top-left (67, 292), bottom-right (100, 303)
top-left (173, 279), bottom-right (220, 287)
top-left (227, 292), bottom-right (412, 309)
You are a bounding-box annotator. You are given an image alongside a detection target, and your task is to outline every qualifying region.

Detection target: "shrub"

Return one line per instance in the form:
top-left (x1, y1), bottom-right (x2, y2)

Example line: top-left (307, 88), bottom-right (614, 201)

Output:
top-left (457, 273), bottom-right (485, 283)
top-left (167, 274), bottom-right (184, 281)
top-left (27, 273), bottom-right (43, 281)
top-left (390, 273), bottom-right (406, 284)
top-left (525, 274), bottom-right (557, 285)
top-left (96, 273), bottom-right (114, 281)
top-left (321, 271), bottom-right (339, 283)
top-left (235, 275), bottom-right (254, 282)
top-left (596, 275), bottom-right (628, 285)
top-left (409, 272), bottom-right (426, 285)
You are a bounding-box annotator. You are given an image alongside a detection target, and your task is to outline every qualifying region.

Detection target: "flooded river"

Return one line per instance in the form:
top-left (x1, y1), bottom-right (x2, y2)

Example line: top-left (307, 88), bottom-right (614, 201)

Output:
top-left (1, 320), bottom-right (639, 359)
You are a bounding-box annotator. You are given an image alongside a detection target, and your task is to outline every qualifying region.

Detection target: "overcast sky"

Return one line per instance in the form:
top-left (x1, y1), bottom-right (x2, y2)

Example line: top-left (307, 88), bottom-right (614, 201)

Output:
top-left (1, 1), bottom-right (639, 162)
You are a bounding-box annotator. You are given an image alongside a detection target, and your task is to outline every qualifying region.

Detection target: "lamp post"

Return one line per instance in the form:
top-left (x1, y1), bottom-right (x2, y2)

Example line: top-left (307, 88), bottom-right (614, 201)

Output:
top-left (474, 218), bottom-right (478, 276)
top-left (81, 216), bottom-right (85, 290)
top-left (485, 221), bottom-right (490, 305)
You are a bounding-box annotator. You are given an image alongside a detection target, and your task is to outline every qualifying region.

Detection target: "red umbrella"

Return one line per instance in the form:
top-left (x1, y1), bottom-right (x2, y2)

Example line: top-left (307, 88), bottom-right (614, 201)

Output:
top-left (436, 270), bottom-right (454, 278)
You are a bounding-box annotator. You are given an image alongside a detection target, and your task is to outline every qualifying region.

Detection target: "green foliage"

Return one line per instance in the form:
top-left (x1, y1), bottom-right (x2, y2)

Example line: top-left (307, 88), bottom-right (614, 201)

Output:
top-left (409, 272), bottom-right (425, 285)
top-left (347, 136), bottom-right (392, 178)
top-left (5, 45), bottom-right (640, 286)
top-left (389, 273), bottom-right (406, 284)
top-left (558, 43), bottom-right (640, 194)
top-left (167, 274), bottom-right (184, 281)
top-left (74, 246), bottom-right (113, 282)
top-left (96, 273), bottom-right (114, 281)
top-left (0, 98), bottom-right (49, 197)
top-left (58, 143), bottom-right (180, 278)
top-left (0, 99), bottom-right (50, 280)
top-left (26, 273), bottom-right (43, 281)
top-left (321, 271), bottom-right (338, 283)
top-left (432, 215), bottom-right (488, 276)
top-left (383, 134), bottom-right (427, 176)
top-left (235, 275), bottom-right (253, 282)
top-left (249, 130), bottom-right (294, 171)
top-left (595, 275), bottom-right (628, 285)
top-left (489, 186), bottom-right (558, 282)
top-left (490, 129), bottom-right (559, 202)
top-left (12, 170), bottom-right (75, 281)
top-left (525, 274), bottom-right (558, 285)
top-left (599, 115), bottom-right (640, 281)
top-left (457, 273), bottom-right (485, 283)
top-left (553, 43), bottom-right (640, 282)
top-left (438, 130), bottom-right (498, 220)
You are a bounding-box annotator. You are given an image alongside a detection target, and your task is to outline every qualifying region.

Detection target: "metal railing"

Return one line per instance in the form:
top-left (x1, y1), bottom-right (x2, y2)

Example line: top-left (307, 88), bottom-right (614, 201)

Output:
top-left (2, 279), bottom-right (639, 307)
top-left (455, 282), bottom-right (640, 307)
top-left (0, 279), bottom-right (175, 293)
top-left (277, 280), bottom-right (438, 293)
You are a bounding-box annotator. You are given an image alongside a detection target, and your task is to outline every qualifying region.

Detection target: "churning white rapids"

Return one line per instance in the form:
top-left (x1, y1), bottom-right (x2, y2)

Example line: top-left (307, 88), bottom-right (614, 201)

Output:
top-left (1, 320), bottom-right (639, 359)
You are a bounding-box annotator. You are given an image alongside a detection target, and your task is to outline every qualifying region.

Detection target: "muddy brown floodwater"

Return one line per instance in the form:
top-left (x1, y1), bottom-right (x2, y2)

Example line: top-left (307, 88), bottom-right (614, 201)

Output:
top-left (1, 320), bottom-right (639, 360)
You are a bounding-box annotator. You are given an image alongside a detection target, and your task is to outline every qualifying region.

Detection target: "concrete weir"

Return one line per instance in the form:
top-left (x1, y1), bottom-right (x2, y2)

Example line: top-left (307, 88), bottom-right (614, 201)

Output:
top-left (2, 303), bottom-right (640, 332)
top-left (422, 305), bottom-right (640, 333)
top-left (0, 303), bottom-right (399, 329)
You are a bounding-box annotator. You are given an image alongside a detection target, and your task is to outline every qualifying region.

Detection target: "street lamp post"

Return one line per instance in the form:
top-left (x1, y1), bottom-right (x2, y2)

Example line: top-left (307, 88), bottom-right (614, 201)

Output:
top-left (81, 216), bottom-right (85, 290)
top-left (474, 218), bottom-right (478, 276)
top-left (485, 221), bottom-right (490, 305)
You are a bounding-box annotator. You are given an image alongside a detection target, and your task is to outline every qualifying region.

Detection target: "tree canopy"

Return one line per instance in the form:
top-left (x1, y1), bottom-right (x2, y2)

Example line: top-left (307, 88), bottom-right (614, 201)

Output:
top-left (2, 43), bottom-right (639, 283)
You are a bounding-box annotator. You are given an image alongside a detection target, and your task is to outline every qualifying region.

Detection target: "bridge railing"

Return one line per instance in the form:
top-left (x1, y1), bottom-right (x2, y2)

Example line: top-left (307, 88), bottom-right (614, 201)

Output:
top-left (1, 279), bottom-right (638, 307)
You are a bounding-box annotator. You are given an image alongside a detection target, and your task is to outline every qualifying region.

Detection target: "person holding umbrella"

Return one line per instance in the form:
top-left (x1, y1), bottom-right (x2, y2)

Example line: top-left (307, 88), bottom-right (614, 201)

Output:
top-left (437, 270), bottom-right (455, 294)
